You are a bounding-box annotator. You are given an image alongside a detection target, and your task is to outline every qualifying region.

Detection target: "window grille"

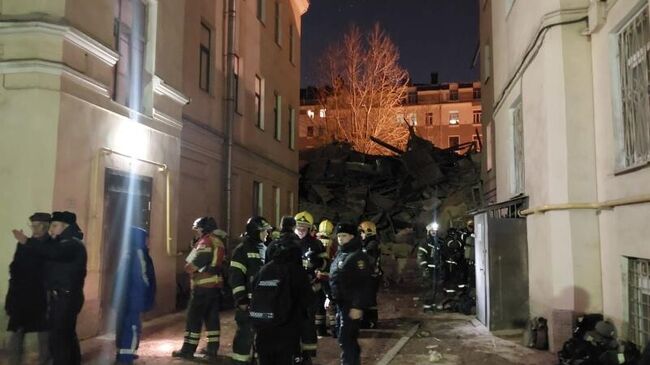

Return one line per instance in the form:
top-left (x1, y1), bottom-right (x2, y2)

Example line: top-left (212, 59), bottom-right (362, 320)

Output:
top-left (629, 257), bottom-right (650, 348)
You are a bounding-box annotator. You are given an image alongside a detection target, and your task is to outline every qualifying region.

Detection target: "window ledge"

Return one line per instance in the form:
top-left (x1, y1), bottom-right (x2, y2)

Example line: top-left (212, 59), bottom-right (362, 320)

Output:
top-left (614, 161), bottom-right (650, 176)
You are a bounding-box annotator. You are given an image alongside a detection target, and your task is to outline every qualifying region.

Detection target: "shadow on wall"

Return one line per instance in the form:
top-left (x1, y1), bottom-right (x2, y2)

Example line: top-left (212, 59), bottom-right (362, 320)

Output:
top-left (550, 286), bottom-right (592, 352)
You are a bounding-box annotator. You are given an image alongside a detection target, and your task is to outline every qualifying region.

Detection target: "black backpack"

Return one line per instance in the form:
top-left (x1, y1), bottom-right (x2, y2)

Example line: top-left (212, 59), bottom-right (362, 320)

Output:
top-left (249, 259), bottom-right (293, 329)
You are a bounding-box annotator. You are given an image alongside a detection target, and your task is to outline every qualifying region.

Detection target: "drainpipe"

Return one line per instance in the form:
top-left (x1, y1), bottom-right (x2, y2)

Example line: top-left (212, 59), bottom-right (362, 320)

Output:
top-left (224, 0), bottom-right (236, 245)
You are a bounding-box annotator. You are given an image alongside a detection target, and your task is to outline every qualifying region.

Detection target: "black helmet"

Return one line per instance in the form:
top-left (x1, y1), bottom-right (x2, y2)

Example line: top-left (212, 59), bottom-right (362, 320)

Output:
top-left (193, 217), bottom-right (218, 233)
top-left (246, 216), bottom-right (272, 237)
top-left (335, 223), bottom-right (357, 236)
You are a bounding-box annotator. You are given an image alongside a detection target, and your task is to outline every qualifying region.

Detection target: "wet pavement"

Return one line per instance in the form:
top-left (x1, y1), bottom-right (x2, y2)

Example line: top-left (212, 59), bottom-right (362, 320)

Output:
top-left (79, 285), bottom-right (556, 365)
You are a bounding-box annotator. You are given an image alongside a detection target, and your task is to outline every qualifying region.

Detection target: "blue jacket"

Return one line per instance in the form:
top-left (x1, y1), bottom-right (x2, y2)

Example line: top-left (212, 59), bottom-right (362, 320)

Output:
top-left (115, 227), bottom-right (156, 313)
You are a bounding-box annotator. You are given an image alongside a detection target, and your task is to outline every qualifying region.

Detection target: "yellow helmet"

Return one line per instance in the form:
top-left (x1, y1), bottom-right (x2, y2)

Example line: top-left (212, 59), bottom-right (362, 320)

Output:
top-left (359, 221), bottom-right (377, 236)
top-left (318, 220), bottom-right (334, 236)
top-left (295, 211), bottom-right (314, 228)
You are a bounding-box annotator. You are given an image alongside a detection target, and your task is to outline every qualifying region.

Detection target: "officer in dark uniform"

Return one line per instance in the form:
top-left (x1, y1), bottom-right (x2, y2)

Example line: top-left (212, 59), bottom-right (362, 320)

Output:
top-left (329, 223), bottom-right (373, 365)
top-left (258, 216), bottom-right (314, 364)
top-left (6, 212), bottom-right (51, 365)
top-left (173, 217), bottom-right (225, 362)
top-left (229, 216), bottom-right (271, 365)
top-left (13, 211), bottom-right (87, 365)
top-left (294, 211), bottom-right (327, 363)
top-left (359, 220), bottom-right (382, 329)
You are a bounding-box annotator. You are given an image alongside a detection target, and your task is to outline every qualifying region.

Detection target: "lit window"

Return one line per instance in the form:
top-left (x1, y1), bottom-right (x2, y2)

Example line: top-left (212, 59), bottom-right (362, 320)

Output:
top-left (319, 109), bottom-right (326, 118)
top-left (449, 112), bottom-right (459, 125)
top-left (307, 110), bottom-right (315, 119)
top-left (408, 113), bottom-right (417, 126)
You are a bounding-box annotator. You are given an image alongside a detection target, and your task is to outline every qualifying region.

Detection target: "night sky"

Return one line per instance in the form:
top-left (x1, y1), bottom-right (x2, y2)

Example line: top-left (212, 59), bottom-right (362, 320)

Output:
top-left (300, 0), bottom-right (479, 87)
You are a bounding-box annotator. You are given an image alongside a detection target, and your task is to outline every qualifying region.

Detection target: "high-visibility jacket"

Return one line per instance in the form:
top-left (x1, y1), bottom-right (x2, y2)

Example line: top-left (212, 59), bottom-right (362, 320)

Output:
top-left (228, 235), bottom-right (266, 305)
top-left (185, 233), bottom-right (225, 289)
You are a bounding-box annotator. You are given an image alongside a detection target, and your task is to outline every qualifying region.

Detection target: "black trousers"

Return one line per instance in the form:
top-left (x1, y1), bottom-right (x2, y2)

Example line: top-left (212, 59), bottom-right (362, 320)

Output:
top-left (48, 290), bottom-right (83, 365)
top-left (300, 298), bottom-right (318, 357)
top-left (232, 307), bottom-right (254, 364)
top-left (180, 288), bottom-right (221, 355)
top-left (315, 290), bottom-right (327, 336)
top-left (362, 277), bottom-right (380, 327)
top-left (336, 304), bottom-right (361, 365)
top-left (255, 337), bottom-right (298, 365)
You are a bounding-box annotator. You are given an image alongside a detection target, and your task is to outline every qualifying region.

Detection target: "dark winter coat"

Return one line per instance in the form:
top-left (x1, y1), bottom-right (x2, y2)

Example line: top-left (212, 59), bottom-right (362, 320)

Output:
top-left (329, 237), bottom-right (373, 309)
top-left (5, 235), bottom-right (49, 332)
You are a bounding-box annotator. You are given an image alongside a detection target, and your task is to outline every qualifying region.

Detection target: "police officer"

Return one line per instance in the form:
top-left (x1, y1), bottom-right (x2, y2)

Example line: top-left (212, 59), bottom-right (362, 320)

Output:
top-left (116, 227), bottom-right (156, 365)
top-left (173, 217), bottom-right (225, 362)
top-left (13, 211), bottom-right (87, 365)
top-left (417, 222), bottom-right (442, 312)
top-left (359, 221), bottom-right (382, 329)
top-left (316, 219), bottom-right (338, 337)
top-left (229, 216), bottom-right (271, 365)
top-left (6, 212), bottom-right (51, 365)
top-left (257, 216), bottom-right (314, 364)
top-left (295, 211), bottom-right (327, 362)
top-left (329, 223), bottom-right (372, 365)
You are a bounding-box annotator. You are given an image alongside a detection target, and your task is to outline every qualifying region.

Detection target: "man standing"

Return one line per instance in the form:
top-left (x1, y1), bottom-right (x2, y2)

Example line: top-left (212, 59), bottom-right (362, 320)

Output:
top-left (418, 222), bottom-right (442, 312)
top-left (329, 223), bottom-right (372, 365)
top-left (5, 212), bottom-right (51, 365)
top-left (294, 211), bottom-right (326, 363)
top-left (172, 217), bottom-right (225, 362)
top-left (359, 221), bottom-right (382, 329)
top-left (12, 211), bottom-right (87, 365)
top-left (116, 227), bottom-right (156, 365)
top-left (316, 219), bottom-right (338, 337)
top-left (229, 216), bottom-right (271, 365)
top-left (255, 216), bottom-right (314, 365)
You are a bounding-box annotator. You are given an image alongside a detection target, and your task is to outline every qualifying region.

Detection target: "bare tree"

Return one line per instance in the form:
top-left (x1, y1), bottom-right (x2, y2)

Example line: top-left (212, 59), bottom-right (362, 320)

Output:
top-left (315, 24), bottom-right (410, 155)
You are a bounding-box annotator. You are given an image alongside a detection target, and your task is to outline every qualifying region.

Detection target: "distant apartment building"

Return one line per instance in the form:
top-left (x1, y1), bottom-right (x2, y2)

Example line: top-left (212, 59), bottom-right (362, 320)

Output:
top-left (298, 82), bottom-right (483, 154)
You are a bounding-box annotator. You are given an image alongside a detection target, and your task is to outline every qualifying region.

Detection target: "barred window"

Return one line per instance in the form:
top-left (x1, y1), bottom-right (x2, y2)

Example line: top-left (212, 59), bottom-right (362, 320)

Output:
top-left (629, 258), bottom-right (650, 348)
top-left (512, 101), bottom-right (525, 195)
top-left (618, 7), bottom-right (650, 168)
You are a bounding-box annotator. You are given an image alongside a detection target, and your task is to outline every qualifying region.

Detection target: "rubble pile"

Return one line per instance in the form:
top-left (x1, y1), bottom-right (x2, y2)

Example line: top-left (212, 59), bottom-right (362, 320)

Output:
top-left (299, 129), bottom-right (482, 241)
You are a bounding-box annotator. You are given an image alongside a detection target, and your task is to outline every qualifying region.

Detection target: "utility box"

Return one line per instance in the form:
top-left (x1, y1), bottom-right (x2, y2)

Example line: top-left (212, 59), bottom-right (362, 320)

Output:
top-left (474, 198), bottom-right (530, 331)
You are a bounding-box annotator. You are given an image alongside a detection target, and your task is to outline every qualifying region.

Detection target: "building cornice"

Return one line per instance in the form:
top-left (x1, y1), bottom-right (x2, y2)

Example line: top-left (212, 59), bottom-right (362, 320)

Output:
top-left (153, 76), bottom-right (190, 106)
top-left (0, 21), bottom-right (119, 66)
top-left (0, 59), bottom-right (110, 97)
top-left (290, 0), bottom-right (310, 16)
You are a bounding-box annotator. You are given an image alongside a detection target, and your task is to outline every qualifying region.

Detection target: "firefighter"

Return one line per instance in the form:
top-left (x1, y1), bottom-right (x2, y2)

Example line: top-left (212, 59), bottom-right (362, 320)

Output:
top-left (172, 217), bottom-right (225, 362)
top-left (328, 223), bottom-right (373, 365)
top-left (418, 222), bottom-right (442, 312)
top-left (316, 219), bottom-right (338, 337)
top-left (359, 221), bottom-right (382, 329)
top-left (229, 216), bottom-right (271, 365)
top-left (295, 211), bottom-right (326, 363)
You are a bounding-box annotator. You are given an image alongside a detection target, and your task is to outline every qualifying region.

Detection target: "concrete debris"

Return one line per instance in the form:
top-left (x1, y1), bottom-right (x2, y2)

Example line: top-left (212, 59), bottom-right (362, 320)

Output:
top-left (299, 130), bottom-right (482, 242)
top-left (428, 350), bottom-right (443, 362)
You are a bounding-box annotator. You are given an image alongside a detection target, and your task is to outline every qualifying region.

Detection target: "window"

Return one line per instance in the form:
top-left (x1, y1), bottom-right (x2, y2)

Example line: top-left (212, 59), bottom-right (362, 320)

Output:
top-left (473, 110), bottom-right (482, 124)
top-left (253, 181), bottom-right (263, 216)
top-left (255, 76), bottom-right (264, 129)
top-left (274, 1), bottom-right (282, 45)
top-left (307, 109), bottom-right (315, 119)
top-left (319, 109), bottom-right (326, 118)
top-left (449, 89), bottom-right (459, 101)
top-left (395, 113), bottom-right (404, 124)
top-left (288, 191), bottom-right (294, 215)
top-left (199, 22), bottom-right (211, 93)
top-left (408, 113), bottom-right (417, 126)
top-left (449, 136), bottom-right (460, 148)
top-left (512, 101), bottom-right (525, 195)
top-left (407, 92), bottom-right (418, 104)
top-left (307, 126), bottom-right (314, 137)
top-left (274, 186), bottom-right (281, 226)
top-left (289, 24), bottom-right (295, 64)
top-left (233, 55), bottom-right (240, 112)
top-left (257, 0), bottom-right (265, 22)
top-left (483, 44), bottom-right (492, 83)
top-left (487, 121), bottom-right (494, 171)
top-left (114, 0), bottom-right (147, 110)
top-left (274, 93), bottom-right (282, 140)
top-left (473, 87), bottom-right (481, 99)
top-left (617, 7), bottom-right (650, 168)
top-left (289, 106), bottom-right (296, 150)
top-left (629, 257), bottom-right (650, 349)
top-left (449, 112), bottom-right (459, 125)
top-left (426, 112), bottom-right (433, 126)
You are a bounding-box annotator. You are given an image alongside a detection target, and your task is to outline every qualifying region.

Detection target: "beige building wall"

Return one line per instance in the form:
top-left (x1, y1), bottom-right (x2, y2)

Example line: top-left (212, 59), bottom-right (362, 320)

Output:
top-left (0, 0), bottom-right (187, 346)
top-left (487, 0), bottom-right (650, 352)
